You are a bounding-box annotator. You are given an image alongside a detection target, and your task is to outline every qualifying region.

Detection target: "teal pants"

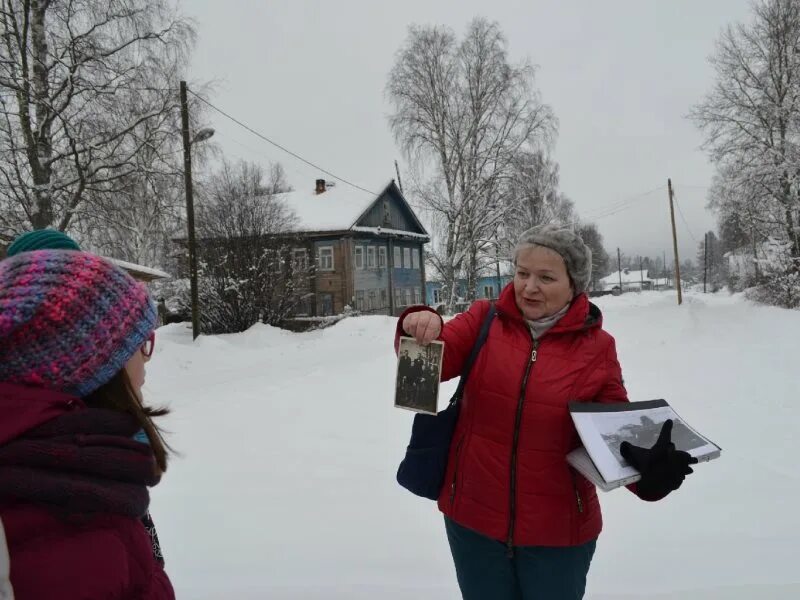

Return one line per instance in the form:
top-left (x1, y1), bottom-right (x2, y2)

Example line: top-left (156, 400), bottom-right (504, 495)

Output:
top-left (445, 517), bottom-right (597, 600)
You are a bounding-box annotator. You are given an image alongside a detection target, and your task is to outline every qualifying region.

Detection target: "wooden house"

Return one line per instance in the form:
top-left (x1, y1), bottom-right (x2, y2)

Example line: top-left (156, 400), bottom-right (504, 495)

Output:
top-left (280, 179), bottom-right (429, 317)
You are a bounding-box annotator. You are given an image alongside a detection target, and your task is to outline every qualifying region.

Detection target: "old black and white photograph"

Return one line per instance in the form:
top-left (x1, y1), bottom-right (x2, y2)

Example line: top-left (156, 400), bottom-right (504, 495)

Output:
top-left (598, 414), bottom-right (711, 468)
top-left (394, 337), bottom-right (444, 415)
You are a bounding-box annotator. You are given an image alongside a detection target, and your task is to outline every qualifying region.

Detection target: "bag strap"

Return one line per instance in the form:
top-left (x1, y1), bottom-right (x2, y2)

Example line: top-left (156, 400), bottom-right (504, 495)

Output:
top-left (450, 303), bottom-right (496, 406)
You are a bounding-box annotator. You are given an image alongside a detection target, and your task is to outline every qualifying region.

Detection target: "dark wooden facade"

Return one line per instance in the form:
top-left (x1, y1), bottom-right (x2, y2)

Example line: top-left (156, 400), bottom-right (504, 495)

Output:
top-left (293, 180), bottom-right (429, 317)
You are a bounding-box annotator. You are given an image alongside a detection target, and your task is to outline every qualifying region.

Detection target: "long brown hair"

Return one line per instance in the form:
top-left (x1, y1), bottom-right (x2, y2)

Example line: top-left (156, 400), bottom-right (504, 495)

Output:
top-left (83, 369), bottom-right (171, 473)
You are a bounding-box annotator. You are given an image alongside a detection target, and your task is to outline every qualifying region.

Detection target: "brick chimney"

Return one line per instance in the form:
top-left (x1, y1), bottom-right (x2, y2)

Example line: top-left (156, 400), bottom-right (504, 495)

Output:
top-left (315, 179), bottom-right (326, 194)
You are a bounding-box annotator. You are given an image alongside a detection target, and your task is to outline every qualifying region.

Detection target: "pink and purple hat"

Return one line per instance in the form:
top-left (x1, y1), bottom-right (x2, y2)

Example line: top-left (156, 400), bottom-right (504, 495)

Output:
top-left (0, 250), bottom-right (157, 397)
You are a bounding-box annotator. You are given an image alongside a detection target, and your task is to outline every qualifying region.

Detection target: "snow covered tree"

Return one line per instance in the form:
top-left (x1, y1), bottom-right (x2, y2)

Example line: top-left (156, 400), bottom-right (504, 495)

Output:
top-left (697, 231), bottom-right (726, 291)
top-left (691, 0), bottom-right (800, 304)
top-left (387, 18), bottom-right (556, 311)
top-left (193, 160), bottom-right (312, 334)
top-left (0, 0), bottom-right (194, 246)
top-left (576, 222), bottom-right (610, 289)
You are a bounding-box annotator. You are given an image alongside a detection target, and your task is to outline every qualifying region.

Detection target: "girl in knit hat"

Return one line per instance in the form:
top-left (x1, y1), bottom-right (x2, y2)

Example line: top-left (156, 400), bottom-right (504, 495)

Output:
top-left (0, 249), bottom-right (174, 599)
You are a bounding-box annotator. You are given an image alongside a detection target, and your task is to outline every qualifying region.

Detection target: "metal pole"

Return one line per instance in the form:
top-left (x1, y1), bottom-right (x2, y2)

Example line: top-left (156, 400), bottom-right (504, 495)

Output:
top-left (180, 81), bottom-right (200, 339)
top-left (703, 232), bottom-right (708, 293)
top-left (394, 160), bottom-right (404, 195)
top-left (668, 179), bottom-right (683, 305)
top-left (617, 247), bottom-right (623, 293)
top-left (640, 256), bottom-right (644, 291)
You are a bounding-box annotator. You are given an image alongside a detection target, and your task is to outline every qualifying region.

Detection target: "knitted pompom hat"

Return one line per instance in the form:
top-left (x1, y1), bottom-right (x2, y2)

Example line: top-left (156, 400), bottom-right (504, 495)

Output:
top-left (0, 250), bottom-right (156, 397)
top-left (6, 229), bottom-right (81, 257)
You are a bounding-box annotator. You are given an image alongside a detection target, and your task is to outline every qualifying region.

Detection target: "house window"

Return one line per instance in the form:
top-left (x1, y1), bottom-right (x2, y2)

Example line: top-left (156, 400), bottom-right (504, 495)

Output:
top-left (355, 290), bottom-right (365, 311)
top-left (404, 248), bottom-right (411, 269)
top-left (433, 288), bottom-right (442, 304)
top-left (412, 249), bottom-right (420, 270)
top-left (380, 289), bottom-right (387, 308)
top-left (378, 246), bottom-right (387, 268)
top-left (414, 287), bottom-right (421, 305)
top-left (368, 289), bottom-right (376, 310)
top-left (394, 246), bottom-right (401, 268)
top-left (367, 246), bottom-right (376, 269)
top-left (292, 249), bottom-right (307, 271)
top-left (395, 288), bottom-right (405, 307)
top-left (405, 288), bottom-right (412, 307)
top-left (318, 246), bottom-right (334, 271)
top-left (355, 246), bottom-right (364, 270)
top-left (383, 199), bottom-right (391, 226)
top-left (484, 285), bottom-right (495, 299)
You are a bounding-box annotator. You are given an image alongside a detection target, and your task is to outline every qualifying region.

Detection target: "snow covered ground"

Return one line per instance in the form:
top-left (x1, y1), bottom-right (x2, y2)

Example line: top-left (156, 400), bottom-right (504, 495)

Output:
top-left (147, 291), bottom-right (800, 599)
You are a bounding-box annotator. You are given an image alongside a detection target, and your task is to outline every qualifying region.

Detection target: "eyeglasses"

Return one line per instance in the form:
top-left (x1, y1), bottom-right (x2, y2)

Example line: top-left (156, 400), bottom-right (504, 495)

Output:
top-left (141, 332), bottom-right (155, 358)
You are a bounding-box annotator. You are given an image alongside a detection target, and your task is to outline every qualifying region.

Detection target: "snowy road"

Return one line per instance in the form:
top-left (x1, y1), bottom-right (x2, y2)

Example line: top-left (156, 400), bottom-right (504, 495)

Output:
top-left (147, 291), bottom-right (799, 599)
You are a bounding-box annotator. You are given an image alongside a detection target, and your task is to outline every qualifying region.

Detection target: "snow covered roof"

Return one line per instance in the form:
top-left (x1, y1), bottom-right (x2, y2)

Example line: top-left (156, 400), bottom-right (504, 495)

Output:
top-left (600, 270), bottom-right (653, 285)
top-left (277, 180), bottom-right (391, 233)
top-left (107, 258), bottom-right (170, 281)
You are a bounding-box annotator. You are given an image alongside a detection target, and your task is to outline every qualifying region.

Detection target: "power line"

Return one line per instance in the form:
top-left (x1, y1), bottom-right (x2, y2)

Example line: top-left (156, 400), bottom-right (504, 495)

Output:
top-left (569, 184), bottom-right (666, 226)
top-left (186, 88), bottom-right (377, 196)
top-left (672, 191), bottom-right (699, 243)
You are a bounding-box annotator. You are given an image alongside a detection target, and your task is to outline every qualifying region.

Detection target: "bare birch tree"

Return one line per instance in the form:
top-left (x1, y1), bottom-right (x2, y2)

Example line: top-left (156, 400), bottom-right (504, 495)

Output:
top-left (387, 17), bottom-right (556, 310)
top-left (0, 0), bottom-right (194, 243)
top-left (690, 0), bottom-right (800, 276)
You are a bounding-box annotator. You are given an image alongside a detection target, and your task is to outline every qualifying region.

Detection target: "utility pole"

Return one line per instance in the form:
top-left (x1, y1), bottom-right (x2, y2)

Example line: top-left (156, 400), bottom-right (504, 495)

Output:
top-left (663, 250), bottom-right (667, 288)
top-left (394, 160), bottom-right (404, 195)
top-left (703, 231), bottom-right (708, 294)
top-left (617, 247), bottom-right (623, 293)
top-left (640, 256), bottom-right (644, 292)
top-left (180, 81), bottom-right (200, 340)
top-left (668, 179), bottom-right (683, 305)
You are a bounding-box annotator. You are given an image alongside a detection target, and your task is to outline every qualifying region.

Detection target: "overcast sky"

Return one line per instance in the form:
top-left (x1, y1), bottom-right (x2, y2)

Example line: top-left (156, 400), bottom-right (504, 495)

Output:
top-left (186, 0), bottom-right (754, 262)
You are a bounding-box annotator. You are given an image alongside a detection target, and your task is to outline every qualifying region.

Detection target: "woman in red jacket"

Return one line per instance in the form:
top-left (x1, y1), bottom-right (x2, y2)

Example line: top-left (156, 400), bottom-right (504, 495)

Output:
top-left (0, 248), bottom-right (174, 599)
top-left (398, 224), bottom-right (695, 600)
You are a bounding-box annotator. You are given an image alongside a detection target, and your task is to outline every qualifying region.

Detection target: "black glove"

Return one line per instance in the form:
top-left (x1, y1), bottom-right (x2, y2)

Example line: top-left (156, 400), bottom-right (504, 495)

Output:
top-left (619, 419), bottom-right (698, 500)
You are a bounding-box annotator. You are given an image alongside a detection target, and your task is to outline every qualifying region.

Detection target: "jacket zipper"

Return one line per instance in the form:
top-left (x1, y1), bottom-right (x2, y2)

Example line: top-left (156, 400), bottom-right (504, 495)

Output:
top-left (570, 470), bottom-right (584, 514)
top-left (505, 338), bottom-right (539, 558)
top-left (450, 437), bottom-right (465, 505)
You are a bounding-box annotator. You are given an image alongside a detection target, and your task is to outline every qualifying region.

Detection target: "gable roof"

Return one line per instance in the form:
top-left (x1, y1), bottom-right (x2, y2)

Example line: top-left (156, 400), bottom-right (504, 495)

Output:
top-left (276, 180), bottom-right (428, 237)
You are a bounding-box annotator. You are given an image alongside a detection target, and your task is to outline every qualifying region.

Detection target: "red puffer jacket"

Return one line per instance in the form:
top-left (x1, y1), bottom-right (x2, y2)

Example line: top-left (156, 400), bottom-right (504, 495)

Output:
top-left (396, 285), bottom-right (637, 548)
top-left (0, 384), bottom-right (174, 600)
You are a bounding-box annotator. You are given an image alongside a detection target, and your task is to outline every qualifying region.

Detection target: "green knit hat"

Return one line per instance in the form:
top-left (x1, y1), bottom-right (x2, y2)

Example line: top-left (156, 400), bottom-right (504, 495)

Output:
top-left (6, 229), bottom-right (81, 257)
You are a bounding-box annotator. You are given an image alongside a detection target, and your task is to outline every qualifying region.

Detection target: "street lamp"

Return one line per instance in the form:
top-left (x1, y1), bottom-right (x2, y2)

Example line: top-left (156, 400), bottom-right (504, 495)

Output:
top-left (180, 80), bottom-right (214, 340)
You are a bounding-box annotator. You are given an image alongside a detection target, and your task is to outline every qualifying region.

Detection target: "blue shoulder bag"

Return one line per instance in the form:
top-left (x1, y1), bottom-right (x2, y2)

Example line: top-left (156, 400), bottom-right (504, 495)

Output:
top-left (396, 304), bottom-right (496, 499)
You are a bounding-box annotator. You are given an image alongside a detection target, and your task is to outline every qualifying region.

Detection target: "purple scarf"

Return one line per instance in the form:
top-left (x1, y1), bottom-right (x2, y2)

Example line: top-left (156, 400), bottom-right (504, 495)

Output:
top-left (0, 408), bottom-right (160, 517)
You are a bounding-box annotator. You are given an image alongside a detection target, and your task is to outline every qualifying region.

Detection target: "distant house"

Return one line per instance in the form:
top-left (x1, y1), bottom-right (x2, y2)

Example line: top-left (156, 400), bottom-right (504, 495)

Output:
top-left (277, 179), bottom-right (429, 317)
top-left (599, 269), bottom-right (668, 292)
top-left (426, 274), bottom-right (514, 308)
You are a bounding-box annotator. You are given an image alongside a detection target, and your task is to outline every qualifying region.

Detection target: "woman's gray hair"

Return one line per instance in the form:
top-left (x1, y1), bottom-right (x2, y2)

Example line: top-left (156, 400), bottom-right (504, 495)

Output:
top-left (513, 224), bottom-right (593, 293)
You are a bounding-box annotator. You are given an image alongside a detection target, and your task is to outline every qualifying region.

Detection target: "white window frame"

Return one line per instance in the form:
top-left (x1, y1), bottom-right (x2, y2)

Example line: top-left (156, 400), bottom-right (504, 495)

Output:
top-left (484, 285), bottom-right (495, 299)
top-left (367, 246), bottom-right (376, 269)
top-left (405, 288), bottom-right (412, 307)
top-left (394, 246), bottom-right (401, 269)
top-left (412, 248), bottom-right (420, 270)
top-left (378, 246), bottom-right (387, 269)
top-left (355, 290), bottom-right (365, 311)
top-left (414, 287), bottom-right (421, 305)
top-left (380, 289), bottom-right (388, 308)
top-left (292, 248), bottom-right (308, 271)
top-left (433, 288), bottom-right (442, 304)
top-left (318, 246), bottom-right (334, 271)
top-left (395, 288), bottom-right (405, 307)
top-left (368, 289), bottom-right (376, 310)
top-left (354, 246), bottom-right (364, 270)
top-left (403, 248), bottom-right (411, 269)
